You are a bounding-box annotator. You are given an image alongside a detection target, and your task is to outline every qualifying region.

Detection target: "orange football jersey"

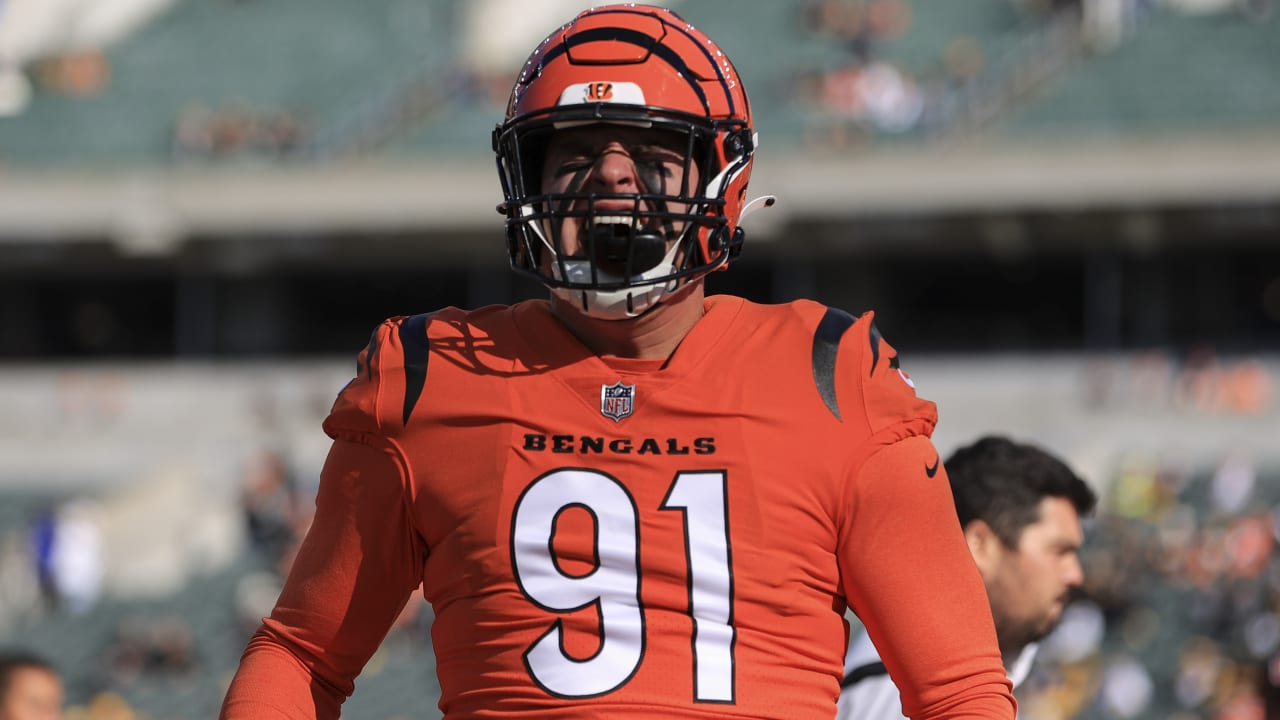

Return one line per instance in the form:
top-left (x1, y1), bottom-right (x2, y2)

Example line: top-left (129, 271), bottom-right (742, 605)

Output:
top-left (221, 296), bottom-right (1014, 719)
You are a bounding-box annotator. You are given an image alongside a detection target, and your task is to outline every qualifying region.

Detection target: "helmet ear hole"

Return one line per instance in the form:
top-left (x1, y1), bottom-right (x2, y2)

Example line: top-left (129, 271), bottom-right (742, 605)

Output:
top-left (727, 227), bottom-right (746, 259)
top-left (706, 227), bottom-right (745, 261)
top-left (722, 129), bottom-right (752, 163)
top-left (707, 226), bottom-right (728, 253)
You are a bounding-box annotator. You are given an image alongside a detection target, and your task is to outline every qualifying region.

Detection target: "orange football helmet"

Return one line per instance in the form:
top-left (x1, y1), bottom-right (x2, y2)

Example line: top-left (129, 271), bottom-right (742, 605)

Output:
top-left (493, 4), bottom-right (757, 319)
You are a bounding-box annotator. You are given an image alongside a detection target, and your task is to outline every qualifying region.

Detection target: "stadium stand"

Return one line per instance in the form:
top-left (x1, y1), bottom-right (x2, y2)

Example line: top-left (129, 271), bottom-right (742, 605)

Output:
top-left (2, 0), bottom-right (1278, 165)
top-left (998, 7), bottom-right (1280, 139)
top-left (0, 0), bottom-right (457, 165)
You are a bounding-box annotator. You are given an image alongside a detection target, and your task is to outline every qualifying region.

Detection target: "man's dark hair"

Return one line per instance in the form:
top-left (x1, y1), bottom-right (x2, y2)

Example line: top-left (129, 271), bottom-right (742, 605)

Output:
top-left (0, 650), bottom-right (58, 698)
top-left (946, 436), bottom-right (1097, 548)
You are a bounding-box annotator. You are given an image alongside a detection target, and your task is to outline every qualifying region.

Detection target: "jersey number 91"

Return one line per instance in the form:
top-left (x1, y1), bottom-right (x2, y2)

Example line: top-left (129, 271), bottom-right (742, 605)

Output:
top-left (511, 468), bottom-right (736, 703)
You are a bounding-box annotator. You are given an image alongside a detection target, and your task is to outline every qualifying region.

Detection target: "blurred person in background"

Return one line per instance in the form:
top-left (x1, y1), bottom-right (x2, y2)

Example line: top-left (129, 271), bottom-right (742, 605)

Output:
top-left (239, 448), bottom-right (304, 571)
top-left (0, 651), bottom-right (62, 720)
top-left (837, 435), bottom-right (1098, 719)
top-left (27, 499), bottom-right (104, 617)
top-left (220, 4), bottom-right (1015, 718)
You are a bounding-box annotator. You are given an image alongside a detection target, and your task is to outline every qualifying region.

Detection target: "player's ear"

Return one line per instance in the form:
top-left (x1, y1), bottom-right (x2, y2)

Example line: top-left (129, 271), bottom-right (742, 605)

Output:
top-left (963, 520), bottom-right (1000, 577)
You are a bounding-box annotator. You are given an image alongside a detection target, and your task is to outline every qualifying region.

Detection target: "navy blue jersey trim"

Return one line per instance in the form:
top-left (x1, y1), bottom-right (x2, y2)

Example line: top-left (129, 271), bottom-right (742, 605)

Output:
top-left (813, 307), bottom-right (857, 422)
top-left (841, 661), bottom-right (888, 689)
top-left (359, 326), bottom-right (380, 379)
top-left (868, 322), bottom-right (883, 377)
top-left (399, 313), bottom-right (432, 426)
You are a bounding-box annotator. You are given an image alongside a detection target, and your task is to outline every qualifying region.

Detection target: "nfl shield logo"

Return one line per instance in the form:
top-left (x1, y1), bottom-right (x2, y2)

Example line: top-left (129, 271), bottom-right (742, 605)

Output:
top-left (600, 381), bottom-right (635, 422)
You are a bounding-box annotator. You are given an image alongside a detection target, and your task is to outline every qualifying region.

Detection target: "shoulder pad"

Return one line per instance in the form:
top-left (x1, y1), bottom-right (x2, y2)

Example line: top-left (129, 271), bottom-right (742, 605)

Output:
top-left (325, 312), bottom-right (434, 439)
top-left (810, 308), bottom-right (936, 436)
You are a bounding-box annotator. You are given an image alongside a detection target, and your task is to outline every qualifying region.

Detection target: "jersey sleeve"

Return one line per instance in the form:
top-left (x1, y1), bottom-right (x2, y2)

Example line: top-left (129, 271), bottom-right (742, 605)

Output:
top-left (220, 320), bottom-right (429, 719)
top-left (324, 314), bottom-right (427, 441)
top-left (837, 435), bottom-right (1016, 720)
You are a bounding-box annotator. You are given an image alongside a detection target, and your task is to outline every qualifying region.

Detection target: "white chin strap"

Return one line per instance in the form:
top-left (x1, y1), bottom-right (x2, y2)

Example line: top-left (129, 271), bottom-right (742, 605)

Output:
top-left (551, 242), bottom-right (684, 320)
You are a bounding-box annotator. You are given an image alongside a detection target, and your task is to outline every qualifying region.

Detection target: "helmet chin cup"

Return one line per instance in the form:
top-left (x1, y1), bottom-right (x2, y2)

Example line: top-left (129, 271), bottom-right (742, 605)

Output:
top-left (551, 242), bottom-right (684, 320)
top-left (553, 284), bottom-right (668, 320)
top-left (553, 272), bottom-right (702, 321)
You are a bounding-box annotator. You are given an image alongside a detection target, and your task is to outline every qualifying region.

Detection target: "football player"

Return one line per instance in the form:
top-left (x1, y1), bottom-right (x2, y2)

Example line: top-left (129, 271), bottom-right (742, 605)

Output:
top-left (220, 5), bottom-right (1016, 718)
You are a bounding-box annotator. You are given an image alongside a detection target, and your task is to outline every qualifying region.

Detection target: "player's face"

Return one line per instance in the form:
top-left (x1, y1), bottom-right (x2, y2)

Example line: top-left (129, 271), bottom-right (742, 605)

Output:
top-left (0, 667), bottom-right (63, 720)
top-left (539, 125), bottom-right (699, 270)
top-left (982, 497), bottom-right (1085, 656)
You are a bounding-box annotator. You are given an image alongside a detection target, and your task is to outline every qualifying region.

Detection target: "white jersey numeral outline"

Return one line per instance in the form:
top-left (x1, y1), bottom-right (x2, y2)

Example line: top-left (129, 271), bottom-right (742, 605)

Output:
top-left (511, 468), bottom-right (735, 703)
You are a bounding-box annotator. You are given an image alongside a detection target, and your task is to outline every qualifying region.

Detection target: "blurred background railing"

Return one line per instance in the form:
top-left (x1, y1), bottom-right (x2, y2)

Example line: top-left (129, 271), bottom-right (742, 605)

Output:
top-left (1, 1), bottom-right (1278, 718)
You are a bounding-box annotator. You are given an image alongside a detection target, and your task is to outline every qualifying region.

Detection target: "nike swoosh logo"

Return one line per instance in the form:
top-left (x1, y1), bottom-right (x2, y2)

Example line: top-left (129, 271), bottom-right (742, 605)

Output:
top-left (925, 456), bottom-right (940, 478)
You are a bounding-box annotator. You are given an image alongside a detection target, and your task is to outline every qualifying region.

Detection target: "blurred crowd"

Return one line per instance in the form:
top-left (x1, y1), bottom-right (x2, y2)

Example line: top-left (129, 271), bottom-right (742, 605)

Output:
top-left (791, 0), bottom-right (928, 144)
top-left (786, 0), bottom-right (1274, 148)
top-left (1019, 451), bottom-right (1280, 719)
top-left (170, 104), bottom-right (310, 162)
top-left (1082, 348), bottom-right (1276, 417)
top-left (2, 0), bottom-right (1273, 160)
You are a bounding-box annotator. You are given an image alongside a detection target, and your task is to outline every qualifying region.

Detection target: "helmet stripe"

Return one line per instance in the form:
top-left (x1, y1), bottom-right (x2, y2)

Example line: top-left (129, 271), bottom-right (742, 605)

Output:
top-left (534, 22), bottom-right (738, 119)
top-left (591, 7), bottom-right (743, 118)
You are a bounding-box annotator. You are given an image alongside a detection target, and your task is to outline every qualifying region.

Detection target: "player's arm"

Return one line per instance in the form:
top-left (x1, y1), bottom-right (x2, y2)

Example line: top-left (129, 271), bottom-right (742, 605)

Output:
top-left (839, 434), bottom-right (1015, 720)
top-left (219, 437), bottom-right (426, 720)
